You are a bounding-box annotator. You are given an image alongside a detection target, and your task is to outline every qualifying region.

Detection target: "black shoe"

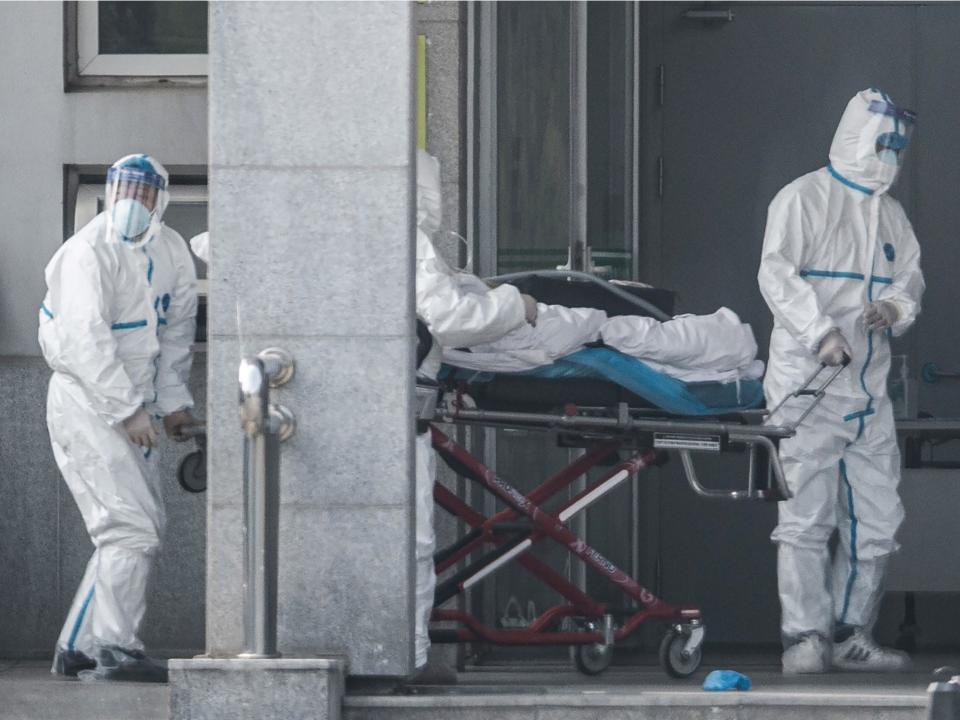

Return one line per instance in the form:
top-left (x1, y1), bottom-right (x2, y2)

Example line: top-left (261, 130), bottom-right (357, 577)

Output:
top-left (393, 663), bottom-right (459, 693)
top-left (78, 646), bottom-right (168, 683)
top-left (53, 649), bottom-right (97, 677)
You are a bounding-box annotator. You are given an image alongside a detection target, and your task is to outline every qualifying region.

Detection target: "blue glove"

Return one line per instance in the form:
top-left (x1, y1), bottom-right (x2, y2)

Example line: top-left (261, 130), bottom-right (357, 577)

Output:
top-left (703, 669), bottom-right (751, 691)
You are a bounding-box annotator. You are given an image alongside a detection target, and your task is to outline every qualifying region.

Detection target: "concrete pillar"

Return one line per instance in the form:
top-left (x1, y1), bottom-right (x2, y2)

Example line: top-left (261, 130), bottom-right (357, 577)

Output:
top-left (170, 1), bottom-right (416, 714)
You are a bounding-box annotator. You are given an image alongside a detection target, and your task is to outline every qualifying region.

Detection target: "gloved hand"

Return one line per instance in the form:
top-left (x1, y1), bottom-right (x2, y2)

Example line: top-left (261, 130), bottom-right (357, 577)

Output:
top-left (123, 408), bottom-right (158, 448)
top-left (163, 409), bottom-right (197, 441)
top-left (817, 329), bottom-right (852, 367)
top-left (863, 300), bottom-right (899, 332)
top-left (521, 294), bottom-right (538, 327)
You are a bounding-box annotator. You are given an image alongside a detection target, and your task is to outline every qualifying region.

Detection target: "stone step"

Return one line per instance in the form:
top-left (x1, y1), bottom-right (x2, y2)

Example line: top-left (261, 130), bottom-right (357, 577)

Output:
top-left (345, 689), bottom-right (927, 720)
top-left (345, 665), bottom-right (932, 720)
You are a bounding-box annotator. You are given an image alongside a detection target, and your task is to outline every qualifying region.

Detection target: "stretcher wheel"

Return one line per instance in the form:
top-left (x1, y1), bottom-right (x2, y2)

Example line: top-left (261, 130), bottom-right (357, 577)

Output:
top-left (659, 626), bottom-right (702, 678)
top-left (177, 450), bottom-right (206, 493)
top-left (572, 642), bottom-right (613, 676)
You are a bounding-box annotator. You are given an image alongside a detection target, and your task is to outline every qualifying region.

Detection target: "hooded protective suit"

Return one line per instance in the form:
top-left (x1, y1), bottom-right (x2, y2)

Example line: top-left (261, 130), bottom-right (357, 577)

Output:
top-left (412, 149), bottom-right (527, 668)
top-left (39, 155), bottom-right (197, 671)
top-left (758, 90), bottom-right (924, 666)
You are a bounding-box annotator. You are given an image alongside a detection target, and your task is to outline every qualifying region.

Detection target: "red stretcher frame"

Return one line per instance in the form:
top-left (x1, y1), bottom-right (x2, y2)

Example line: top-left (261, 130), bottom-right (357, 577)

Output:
top-left (427, 424), bottom-right (701, 653)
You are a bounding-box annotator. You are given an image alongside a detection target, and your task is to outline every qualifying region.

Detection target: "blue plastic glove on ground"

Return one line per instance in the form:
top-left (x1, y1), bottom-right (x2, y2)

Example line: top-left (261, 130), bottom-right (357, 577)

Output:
top-left (703, 669), bottom-right (751, 691)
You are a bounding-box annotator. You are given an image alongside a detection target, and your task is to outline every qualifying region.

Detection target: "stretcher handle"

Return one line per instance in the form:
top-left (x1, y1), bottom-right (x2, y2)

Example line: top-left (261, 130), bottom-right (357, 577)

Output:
top-left (678, 432), bottom-right (792, 501)
top-left (172, 421), bottom-right (207, 442)
top-left (766, 357), bottom-right (850, 431)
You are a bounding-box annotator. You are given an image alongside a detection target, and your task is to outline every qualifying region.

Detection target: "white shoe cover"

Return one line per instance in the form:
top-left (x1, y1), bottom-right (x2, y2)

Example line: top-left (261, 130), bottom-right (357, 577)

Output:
top-left (832, 629), bottom-right (911, 672)
top-left (782, 634), bottom-right (829, 675)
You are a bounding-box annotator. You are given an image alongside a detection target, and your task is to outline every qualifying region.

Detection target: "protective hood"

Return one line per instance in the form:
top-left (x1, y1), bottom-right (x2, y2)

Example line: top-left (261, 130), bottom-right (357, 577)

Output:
top-left (104, 154), bottom-right (170, 249)
top-left (828, 89), bottom-right (915, 195)
top-left (416, 148), bottom-right (442, 236)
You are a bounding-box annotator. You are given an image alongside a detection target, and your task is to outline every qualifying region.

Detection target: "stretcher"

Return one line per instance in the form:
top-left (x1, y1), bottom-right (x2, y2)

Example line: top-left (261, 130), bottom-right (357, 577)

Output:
top-left (421, 271), bottom-right (844, 678)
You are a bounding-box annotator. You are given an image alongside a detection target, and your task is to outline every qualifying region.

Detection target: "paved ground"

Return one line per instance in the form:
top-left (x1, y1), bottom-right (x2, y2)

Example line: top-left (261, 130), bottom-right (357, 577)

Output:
top-left (0, 659), bottom-right (169, 720)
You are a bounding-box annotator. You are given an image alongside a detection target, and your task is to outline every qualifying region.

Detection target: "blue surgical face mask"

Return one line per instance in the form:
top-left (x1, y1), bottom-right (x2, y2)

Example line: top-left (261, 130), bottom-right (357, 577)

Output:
top-left (111, 198), bottom-right (152, 241)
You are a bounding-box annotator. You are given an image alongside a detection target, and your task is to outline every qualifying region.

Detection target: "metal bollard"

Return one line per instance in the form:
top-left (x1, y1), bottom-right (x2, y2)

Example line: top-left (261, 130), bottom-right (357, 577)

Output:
top-left (237, 348), bottom-right (296, 659)
top-left (927, 667), bottom-right (960, 720)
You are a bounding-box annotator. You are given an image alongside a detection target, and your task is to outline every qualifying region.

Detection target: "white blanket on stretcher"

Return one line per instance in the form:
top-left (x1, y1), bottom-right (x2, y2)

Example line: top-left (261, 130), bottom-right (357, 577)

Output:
top-left (442, 304), bottom-right (764, 383)
top-left (601, 308), bottom-right (764, 383)
top-left (443, 304), bottom-right (608, 373)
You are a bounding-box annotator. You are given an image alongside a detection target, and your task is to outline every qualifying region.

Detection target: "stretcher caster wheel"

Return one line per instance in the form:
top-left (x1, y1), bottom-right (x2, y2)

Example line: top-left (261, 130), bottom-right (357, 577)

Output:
top-left (177, 450), bottom-right (206, 493)
top-left (572, 642), bottom-right (613, 676)
top-left (659, 625), bottom-right (703, 679)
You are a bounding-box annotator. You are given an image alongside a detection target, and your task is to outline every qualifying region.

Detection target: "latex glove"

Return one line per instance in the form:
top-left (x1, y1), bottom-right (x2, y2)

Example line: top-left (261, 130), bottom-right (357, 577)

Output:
top-left (863, 300), bottom-right (899, 332)
top-left (163, 409), bottom-right (197, 441)
top-left (817, 329), bottom-right (852, 367)
top-left (123, 408), bottom-right (158, 448)
top-left (521, 294), bottom-right (538, 327)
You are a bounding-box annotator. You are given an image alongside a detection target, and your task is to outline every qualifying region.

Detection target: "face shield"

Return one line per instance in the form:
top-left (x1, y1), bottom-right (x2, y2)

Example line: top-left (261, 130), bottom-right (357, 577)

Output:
top-left (104, 155), bottom-right (169, 248)
top-left (863, 99), bottom-right (916, 168)
top-left (849, 97), bottom-right (916, 188)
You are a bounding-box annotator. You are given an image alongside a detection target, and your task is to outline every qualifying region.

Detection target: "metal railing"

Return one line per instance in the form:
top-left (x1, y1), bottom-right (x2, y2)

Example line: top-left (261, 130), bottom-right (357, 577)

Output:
top-left (237, 347), bottom-right (296, 659)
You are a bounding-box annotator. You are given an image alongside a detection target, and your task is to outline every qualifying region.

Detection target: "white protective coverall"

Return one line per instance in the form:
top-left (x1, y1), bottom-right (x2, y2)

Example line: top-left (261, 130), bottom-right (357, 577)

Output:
top-left (39, 155), bottom-right (198, 664)
top-left (758, 90), bottom-right (924, 646)
top-left (413, 148), bottom-right (527, 668)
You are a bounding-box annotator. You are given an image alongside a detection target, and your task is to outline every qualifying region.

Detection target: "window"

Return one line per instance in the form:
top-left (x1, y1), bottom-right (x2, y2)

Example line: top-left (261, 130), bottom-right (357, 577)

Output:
top-left (65, 1), bottom-right (207, 87)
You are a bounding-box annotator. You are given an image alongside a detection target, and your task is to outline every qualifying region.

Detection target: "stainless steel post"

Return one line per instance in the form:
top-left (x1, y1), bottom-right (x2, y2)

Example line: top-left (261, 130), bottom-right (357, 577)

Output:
top-left (237, 348), bottom-right (295, 659)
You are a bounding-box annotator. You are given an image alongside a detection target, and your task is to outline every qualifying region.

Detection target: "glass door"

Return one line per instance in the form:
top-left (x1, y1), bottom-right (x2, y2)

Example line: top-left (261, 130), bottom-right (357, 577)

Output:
top-left (469, 0), bottom-right (638, 661)
top-left (495, 1), bottom-right (575, 274)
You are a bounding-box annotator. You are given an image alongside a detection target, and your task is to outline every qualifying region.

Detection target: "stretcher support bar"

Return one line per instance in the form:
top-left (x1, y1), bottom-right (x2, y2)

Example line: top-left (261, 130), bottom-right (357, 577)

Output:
top-left (441, 403), bottom-right (794, 501)
top-left (440, 403), bottom-right (796, 440)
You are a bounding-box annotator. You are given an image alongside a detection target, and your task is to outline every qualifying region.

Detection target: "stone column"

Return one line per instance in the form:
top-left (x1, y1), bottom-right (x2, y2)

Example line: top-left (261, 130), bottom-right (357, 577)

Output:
top-left (171, 1), bottom-right (416, 716)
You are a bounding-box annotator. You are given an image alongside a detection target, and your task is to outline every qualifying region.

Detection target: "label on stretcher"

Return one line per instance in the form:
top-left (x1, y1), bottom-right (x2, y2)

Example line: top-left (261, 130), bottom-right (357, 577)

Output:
top-left (653, 432), bottom-right (722, 452)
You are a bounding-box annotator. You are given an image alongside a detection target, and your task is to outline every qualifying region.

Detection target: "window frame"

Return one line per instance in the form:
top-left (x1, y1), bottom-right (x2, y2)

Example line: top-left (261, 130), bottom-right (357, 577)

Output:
top-left (64, 1), bottom-right (207, 90)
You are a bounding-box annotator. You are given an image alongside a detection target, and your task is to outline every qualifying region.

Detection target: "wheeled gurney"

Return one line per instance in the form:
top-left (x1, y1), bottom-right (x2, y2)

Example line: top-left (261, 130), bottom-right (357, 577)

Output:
top-left (420, 271), bottom-right (844, 677)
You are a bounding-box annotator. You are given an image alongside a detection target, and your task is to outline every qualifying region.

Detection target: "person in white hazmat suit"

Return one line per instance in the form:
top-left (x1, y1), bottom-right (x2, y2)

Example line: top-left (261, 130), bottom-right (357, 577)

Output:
top-left (413, 148), bottom-right (537, 671)
top-left (758, 90), bottom-right (924, 674)
top-left (39, 154), bottom-right (199, 682)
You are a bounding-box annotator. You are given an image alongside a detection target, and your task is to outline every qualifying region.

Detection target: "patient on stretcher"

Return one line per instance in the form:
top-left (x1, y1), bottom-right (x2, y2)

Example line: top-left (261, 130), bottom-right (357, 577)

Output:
top-left (442, 303), bottom-right (764, 384)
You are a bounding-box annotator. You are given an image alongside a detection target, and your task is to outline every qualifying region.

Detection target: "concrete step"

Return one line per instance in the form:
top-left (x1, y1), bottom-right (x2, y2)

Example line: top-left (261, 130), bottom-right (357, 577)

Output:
top-left (345, 664), bottom-right (933, 720)
top-left (346, 689), bottom-right (927, 720)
